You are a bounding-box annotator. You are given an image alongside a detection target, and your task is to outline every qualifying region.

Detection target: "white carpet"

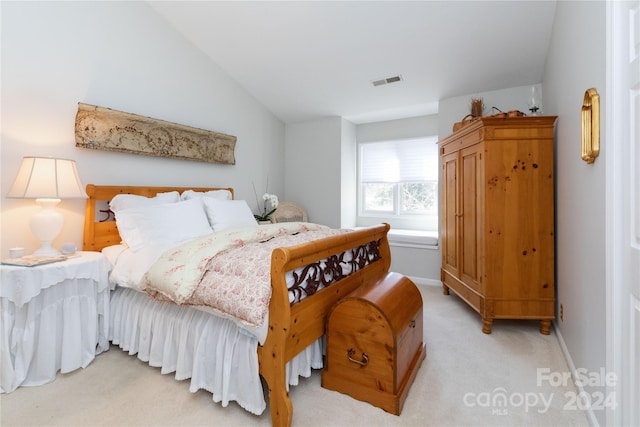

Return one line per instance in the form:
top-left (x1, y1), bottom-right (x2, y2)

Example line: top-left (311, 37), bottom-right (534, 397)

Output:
top-left (0, 285), bottom-right (590, 426)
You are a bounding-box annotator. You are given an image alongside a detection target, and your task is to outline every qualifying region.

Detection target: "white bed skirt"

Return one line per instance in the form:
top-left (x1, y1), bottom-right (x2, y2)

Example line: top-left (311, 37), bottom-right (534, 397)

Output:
top-left (109, 287), bottom-right (324, 415)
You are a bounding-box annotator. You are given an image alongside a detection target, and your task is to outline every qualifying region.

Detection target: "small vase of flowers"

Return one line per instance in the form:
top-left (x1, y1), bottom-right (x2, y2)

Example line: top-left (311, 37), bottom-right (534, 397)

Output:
top-left (253, 181), bottom-right (279, 223)
top-left (255, 193), bottom-right (278, 222)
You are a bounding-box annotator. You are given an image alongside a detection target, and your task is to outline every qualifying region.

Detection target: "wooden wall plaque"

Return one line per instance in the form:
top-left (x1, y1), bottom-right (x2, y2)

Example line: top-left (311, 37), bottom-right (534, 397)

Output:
top-left (74, 103), bottom-right (236, 165)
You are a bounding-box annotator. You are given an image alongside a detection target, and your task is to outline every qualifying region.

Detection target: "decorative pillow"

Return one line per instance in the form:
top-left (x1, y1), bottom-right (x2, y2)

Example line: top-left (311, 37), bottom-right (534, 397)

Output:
top-left (181, 189), bottom-right (232, 201)
top-left (110, 191), bottom-right (180, 213)
top-left (202, 198), bottom-right (258, 232)
top-left (115, 198), bottom-right (213, 251)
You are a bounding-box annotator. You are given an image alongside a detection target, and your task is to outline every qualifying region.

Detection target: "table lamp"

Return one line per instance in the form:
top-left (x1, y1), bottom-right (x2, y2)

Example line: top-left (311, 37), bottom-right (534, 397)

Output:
top-left (7, 157), bottom-right (87, 257)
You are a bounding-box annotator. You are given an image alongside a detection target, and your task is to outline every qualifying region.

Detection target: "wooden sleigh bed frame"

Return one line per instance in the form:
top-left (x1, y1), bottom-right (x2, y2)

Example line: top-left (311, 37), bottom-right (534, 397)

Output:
top-left (82, 184), bottom-right (392, 427)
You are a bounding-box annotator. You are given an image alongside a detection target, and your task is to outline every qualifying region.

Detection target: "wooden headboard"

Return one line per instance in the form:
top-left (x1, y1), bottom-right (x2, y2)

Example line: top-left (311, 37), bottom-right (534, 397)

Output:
top-left (83, 184), bottom-right (234, 251)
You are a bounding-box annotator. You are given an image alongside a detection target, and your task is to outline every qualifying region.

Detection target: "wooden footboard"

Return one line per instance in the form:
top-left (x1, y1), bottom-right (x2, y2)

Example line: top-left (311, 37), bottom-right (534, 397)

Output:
top-left (82, 184), bottom-right (391, 427)
top-left (260, 223), bottom-right (391, 427)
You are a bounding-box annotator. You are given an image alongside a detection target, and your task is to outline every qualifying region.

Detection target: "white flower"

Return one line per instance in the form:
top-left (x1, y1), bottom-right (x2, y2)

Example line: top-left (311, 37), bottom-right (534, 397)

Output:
top-left (253, 181), bottom-right (278, 221)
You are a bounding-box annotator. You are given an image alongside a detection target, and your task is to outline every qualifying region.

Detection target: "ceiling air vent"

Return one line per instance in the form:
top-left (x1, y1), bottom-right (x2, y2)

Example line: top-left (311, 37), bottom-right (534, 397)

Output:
top-left (372, 75), bottom-right (403, 87)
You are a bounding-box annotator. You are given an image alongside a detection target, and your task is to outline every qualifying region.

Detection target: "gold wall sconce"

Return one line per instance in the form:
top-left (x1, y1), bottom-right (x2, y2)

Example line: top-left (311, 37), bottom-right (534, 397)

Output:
top-left (581, 88), bottom-right (600, 164)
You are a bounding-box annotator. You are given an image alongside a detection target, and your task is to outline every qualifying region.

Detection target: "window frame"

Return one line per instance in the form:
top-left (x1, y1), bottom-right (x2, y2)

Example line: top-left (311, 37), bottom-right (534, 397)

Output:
top-left (356, 136), bottom-right (439, 232)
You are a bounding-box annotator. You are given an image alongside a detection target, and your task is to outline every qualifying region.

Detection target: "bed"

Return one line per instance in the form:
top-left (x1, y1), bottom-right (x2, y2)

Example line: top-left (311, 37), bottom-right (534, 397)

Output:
top-left (82, 184), bottom-right (391, 426)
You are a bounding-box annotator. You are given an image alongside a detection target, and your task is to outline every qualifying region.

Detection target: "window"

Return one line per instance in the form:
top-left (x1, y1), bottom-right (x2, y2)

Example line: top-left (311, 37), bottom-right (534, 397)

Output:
top-left (358, 137), bottom-right (439, 231)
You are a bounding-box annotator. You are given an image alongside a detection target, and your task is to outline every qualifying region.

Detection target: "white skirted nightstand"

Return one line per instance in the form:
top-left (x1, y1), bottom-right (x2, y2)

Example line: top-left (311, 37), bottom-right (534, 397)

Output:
top-left (0, 251), bottom-right (112, 393)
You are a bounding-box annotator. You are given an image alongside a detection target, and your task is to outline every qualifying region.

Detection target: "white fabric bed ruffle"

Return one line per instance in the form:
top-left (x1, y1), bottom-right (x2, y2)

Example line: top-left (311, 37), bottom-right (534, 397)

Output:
top-left (109, 287), bottom-right (324, 415)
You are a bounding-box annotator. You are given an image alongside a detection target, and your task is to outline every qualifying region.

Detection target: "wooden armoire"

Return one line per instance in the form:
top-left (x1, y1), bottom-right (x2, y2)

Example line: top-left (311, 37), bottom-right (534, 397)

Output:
top-left (438, 116), bottom-right (557, 334)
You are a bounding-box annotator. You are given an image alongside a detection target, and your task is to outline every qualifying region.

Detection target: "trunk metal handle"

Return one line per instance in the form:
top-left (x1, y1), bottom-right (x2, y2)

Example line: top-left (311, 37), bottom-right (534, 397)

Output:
top-left (347, 348), bottom-right (369, 367)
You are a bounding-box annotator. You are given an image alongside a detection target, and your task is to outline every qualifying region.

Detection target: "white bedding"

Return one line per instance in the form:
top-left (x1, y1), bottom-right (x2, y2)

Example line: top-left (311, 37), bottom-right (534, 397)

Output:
top-left (103, 243), bottom-right (272, 342)
top-left (102, 243), bottom-right (164, 291)
top-left (103, 241), bottom-right (324, 415)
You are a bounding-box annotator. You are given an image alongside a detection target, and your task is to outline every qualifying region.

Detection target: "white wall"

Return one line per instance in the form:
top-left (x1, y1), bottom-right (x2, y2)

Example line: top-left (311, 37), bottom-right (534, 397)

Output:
top-left (284, 117), bottom-right (343, 228)
top-left (543, 2), bottom-right (607, 426)
top-left (340, 118), bottom-right (357, 229)
top-left (357, 115), bottom-right (439, 143)
top-left (438, 84), bottom-right (543, 139)
top-left (0, 1), bottom-right (285, 256)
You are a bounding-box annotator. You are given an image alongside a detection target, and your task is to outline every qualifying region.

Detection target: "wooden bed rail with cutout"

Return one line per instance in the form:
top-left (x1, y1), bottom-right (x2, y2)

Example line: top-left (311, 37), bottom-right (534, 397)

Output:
top-left (261, 223), bottom-right (390, 426)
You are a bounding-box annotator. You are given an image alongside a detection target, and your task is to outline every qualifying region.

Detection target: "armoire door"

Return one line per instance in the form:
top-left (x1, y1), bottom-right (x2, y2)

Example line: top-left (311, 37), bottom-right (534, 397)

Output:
top-left (459, 144), bottom-right (483, 292)
top-left (440, 151), bottom-right (458, 277)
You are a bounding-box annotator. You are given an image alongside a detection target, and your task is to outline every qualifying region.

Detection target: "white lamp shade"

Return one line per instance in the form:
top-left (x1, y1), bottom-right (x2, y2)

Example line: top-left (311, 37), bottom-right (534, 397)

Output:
top-left (7, 157), bottom-right (86, 257)
top-left (7, 157), bottom-right (87, 199)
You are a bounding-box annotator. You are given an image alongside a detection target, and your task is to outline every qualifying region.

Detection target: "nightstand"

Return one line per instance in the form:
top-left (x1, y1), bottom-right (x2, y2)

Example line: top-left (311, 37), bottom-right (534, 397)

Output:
top-left (0, 251), bottom-right (112, 393)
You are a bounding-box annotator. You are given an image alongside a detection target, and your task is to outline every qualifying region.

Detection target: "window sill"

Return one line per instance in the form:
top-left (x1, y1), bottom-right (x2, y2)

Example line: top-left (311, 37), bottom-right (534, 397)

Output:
top-left (353, 227), bottom-right (439, 249)
top-left (388, 229), bottom-right (439, 249)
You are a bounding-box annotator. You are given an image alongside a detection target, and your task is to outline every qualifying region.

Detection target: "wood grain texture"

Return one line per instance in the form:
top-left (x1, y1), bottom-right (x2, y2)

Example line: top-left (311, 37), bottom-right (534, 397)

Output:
top-left (439, 116), bottom-right (557, 335)
top-left (75, 103), bottom-right (236, 164)
top-left (322, 272), bottom-right (426, 415)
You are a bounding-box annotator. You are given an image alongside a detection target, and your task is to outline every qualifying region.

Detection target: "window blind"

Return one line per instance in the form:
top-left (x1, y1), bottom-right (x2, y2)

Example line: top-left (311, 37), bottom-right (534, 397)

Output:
top-left (360, 137), bottom-right (439, 183)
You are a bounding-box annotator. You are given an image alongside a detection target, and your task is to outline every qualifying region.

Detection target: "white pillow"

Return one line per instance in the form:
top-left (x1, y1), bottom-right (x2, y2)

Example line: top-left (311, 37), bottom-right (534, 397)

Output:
top-left (115, 198), bottom-right (213, 251)
top-left (202, 198), bottom-right (258, 232)
top-left (110, 191), bottom-right (180, 213)
top-left (181, 189), bottom-right (232, 201)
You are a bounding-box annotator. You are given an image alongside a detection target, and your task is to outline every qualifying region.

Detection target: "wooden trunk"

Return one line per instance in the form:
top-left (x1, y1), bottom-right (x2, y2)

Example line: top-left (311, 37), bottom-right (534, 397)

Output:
top-left (321, 272), bottom-right (426, 415)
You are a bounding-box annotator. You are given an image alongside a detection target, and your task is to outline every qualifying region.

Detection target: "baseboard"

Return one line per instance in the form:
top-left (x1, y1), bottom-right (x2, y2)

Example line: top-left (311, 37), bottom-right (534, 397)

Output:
top-left (553, 321), bottom-right (600, 427)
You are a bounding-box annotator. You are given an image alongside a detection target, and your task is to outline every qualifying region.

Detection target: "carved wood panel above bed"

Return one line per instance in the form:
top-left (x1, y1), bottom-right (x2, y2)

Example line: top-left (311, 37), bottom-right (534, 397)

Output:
top-left (75, 103), bottom-right (236, 165)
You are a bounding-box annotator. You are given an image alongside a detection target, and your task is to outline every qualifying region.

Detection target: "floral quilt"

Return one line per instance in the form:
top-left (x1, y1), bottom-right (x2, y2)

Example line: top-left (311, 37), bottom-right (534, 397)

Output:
top-left (141, 223), bottom-right (348, 328)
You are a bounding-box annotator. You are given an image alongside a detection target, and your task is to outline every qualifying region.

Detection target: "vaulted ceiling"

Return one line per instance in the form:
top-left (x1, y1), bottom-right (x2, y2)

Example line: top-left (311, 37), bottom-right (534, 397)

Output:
top-left (149, 1), bottom-right (557, 124)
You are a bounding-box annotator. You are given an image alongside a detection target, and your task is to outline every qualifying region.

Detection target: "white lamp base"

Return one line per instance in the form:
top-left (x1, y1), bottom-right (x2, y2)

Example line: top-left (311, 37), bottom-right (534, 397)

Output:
top-left (32, 242), bottom-right (61, 258)
top-left (30, 198), bottom-right (63, 258)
